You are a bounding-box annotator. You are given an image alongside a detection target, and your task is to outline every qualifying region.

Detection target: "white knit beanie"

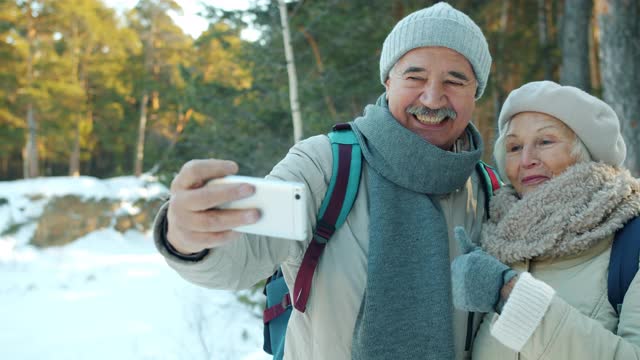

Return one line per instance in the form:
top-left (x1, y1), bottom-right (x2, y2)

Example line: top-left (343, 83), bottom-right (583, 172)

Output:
top-left (497, 80), bottom-right (626, 167)
top-left (379, 2), bottom-right (492, 99)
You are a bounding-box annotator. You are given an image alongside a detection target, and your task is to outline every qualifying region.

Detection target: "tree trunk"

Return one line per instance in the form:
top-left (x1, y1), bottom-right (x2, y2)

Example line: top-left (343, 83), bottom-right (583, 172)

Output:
top-left (493, 0), bottom-right (510, 121)
top-left (69, 119), bottom-right (80, 176)
top-left (391, 0), bottom-right (406, 21)
top-left (69, 21), bottom-right (81, 177)
top-left (24, 1), bottom-right (38, 178)
top-left (22, 146), bottom-right (27, 179)
top-left (588, 13), bottom-right (601, 91)
top-left (134, 92), bottom-right (149, 177)
top-left (299, 27), bottom-right (337, 120)
top-left (1, 155), bottom-right (8, 176)
top-left (134, 9), bottom-right (157, 177)
top-left (537, 0), bottom-right (552, 80)
top-left (597, 0), bottom-right (640, 176)
top-left (560, 0), bottom-right (592, 91)
top-left (25, 102), bottom-right (38, 178)
top-left (278, 0), bottom-right (303, 144)
top-left (150, 106), bottom-right (192, 175)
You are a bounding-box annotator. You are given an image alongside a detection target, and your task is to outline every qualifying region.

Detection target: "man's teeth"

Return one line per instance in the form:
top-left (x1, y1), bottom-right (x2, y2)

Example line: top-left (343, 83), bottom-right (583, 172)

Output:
top-left (415, 114), bottom-right (446, 124)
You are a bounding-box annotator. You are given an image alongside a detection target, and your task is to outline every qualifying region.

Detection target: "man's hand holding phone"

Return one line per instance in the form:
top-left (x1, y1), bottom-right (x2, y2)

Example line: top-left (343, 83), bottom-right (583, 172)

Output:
top-left (166, 159), bottom-right (260, 255)
top-left (166, 159), bottom-right (309, 256)
top-left (207, 175), bottom-right (308, 241)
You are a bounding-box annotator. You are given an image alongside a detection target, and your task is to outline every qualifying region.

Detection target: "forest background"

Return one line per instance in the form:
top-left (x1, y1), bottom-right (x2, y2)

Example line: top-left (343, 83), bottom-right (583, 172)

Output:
top-left (1, 0), bottom-right (639, 184)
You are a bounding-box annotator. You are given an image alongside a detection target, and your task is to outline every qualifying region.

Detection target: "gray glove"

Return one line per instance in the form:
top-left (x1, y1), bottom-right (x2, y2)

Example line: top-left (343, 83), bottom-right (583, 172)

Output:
top-left (451, 227), bottom-right (518, 313)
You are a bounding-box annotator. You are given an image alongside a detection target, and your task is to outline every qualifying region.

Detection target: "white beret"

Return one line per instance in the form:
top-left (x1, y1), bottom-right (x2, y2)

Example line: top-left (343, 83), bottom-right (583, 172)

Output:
top-left (498, 81), bottom-right (626, 166)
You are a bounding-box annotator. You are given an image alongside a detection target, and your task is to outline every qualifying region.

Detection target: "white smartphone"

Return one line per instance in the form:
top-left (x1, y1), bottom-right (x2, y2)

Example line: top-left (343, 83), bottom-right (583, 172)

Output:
top-left (207, 175), bottom-right (309, 241)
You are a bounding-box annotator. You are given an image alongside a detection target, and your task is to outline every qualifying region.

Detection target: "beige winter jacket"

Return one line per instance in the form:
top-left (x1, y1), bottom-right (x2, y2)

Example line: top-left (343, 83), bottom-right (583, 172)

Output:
top-left (473, 235), bottom-right (640, 359)
top-left (155, 134), bottom-right (488, 360)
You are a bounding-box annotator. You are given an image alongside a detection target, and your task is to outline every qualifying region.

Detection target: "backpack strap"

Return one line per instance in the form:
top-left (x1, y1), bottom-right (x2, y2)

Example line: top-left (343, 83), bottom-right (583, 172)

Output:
top-left (292, 123), bottom-right (362, 312)
top-left (464, 161), bottom-right (503, 353)
top-left (262, 269), bottom-right (291, 356)
top-left (475, 161), bottom-right (503, 218)
top-left (608, 216), bottom-right (640, 315)
top-left (263, 269), bottom-right (292, 325)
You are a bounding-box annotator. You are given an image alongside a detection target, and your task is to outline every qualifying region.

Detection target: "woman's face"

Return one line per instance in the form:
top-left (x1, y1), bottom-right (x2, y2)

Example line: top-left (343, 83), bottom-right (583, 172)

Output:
top-left (504, 112), bottom-right (579, 196)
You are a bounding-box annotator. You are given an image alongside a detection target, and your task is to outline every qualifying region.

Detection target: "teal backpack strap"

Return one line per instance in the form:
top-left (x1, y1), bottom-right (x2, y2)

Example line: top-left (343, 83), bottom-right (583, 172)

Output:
top-left (475, 161), bottom-right (503, 218)
top-left (316, 123), bottom-right (362, 229)
top-left (465, 161), bottom-right (503, 353)
top-left (292, 123), bottom-right (361, 312)
top-left (262, 123), bottom-right (362, 359)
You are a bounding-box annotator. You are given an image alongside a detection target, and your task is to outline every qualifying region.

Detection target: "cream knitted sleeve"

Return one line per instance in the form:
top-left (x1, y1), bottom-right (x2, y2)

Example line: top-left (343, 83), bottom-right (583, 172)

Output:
top-left (490, 272), bottom-right (556, 351)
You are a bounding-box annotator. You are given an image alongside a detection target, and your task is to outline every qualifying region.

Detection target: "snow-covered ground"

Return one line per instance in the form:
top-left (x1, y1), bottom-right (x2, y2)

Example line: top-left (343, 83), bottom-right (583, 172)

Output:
top-left (0, 176), bottom-right (270, 360)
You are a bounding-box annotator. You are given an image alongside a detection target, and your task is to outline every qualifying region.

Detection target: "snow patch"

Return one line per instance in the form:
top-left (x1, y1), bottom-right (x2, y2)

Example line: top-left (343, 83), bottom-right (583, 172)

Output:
top-left (0, 176), bottom-right (269, 360)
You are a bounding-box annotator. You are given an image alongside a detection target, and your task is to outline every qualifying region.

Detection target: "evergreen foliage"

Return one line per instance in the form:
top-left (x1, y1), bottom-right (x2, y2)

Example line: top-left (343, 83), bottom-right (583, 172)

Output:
top-left (0, 0), bottom-right (637, 181)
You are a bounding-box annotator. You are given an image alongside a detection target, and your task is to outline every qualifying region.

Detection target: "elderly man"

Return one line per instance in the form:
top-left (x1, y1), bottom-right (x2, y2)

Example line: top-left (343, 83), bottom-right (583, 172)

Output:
top-left (154, 2), bottom-right (492, 359)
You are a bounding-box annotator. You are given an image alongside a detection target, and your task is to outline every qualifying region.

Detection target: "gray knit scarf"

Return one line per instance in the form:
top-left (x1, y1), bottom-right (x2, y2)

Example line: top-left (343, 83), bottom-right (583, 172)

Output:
top-left (482, 162), bottom-right (640, 264)
top-left (350, 94), bottom-right (482, 360)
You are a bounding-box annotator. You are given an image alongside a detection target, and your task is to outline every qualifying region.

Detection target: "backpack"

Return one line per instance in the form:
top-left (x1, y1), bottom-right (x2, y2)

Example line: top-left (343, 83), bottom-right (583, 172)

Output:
top-left (262, 123), bottom-right (503, 359)
top-left (609, 216), bottom-right (640, 315)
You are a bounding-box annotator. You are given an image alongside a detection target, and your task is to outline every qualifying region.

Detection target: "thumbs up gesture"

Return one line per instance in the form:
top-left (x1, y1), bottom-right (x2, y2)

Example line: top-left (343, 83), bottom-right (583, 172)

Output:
top-left (451, 227), bottom-right (518, 313)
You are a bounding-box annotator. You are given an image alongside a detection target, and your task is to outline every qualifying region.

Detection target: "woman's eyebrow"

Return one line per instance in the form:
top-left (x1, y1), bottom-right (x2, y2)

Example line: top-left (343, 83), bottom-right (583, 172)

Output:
top-left (506, 125), bottom-right (563, 137)
top-left (536, 125), bottom-right (561, 132)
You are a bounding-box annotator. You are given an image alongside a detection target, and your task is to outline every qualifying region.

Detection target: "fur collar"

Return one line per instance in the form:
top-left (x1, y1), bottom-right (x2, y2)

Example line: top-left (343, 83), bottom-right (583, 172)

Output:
top-left (482, 162), bottom-right (640, 264)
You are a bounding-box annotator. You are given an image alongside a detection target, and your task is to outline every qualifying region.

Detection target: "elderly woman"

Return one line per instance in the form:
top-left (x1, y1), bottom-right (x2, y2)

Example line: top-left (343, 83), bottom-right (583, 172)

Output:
top-left (451, 80), bottom-right (640, 359)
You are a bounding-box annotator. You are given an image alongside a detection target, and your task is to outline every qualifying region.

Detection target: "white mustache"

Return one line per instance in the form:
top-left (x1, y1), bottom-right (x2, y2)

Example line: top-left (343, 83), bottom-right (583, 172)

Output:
top-left (406, 106), bottom-right (457, 125)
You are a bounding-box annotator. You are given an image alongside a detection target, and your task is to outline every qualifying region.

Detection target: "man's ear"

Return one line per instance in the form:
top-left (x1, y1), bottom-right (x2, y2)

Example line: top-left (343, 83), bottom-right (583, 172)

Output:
top-left (384, 78), bottom-right (390, 98)
top-left (472, 78), bottom-right (479, 100)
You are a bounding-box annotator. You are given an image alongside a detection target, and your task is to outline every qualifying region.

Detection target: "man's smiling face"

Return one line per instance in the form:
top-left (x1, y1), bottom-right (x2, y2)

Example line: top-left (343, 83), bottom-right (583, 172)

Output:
top-left (384, 47), bottom-right (477, 150)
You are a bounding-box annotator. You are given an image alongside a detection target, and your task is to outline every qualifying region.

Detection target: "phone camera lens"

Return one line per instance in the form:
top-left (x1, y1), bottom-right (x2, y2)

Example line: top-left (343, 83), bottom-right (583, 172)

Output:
top-left (295, 194), bottom-right (301, 200)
